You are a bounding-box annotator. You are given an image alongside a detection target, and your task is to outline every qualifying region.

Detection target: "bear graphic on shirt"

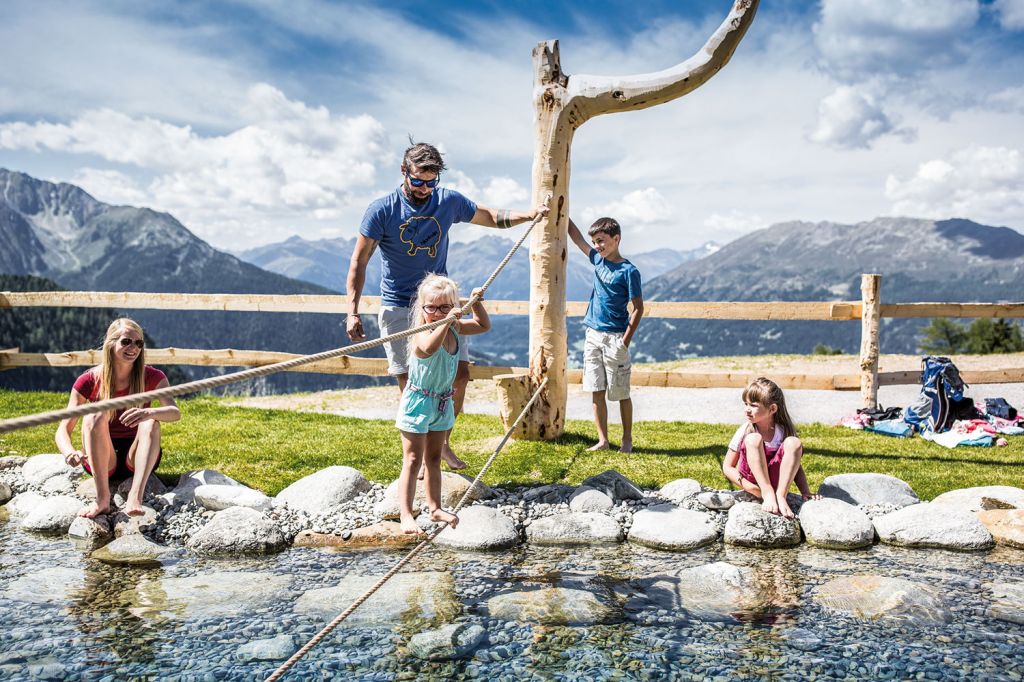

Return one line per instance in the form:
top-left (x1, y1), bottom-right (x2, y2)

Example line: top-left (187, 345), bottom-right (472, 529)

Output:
top-left (399, 216), bottom-right (443, 258)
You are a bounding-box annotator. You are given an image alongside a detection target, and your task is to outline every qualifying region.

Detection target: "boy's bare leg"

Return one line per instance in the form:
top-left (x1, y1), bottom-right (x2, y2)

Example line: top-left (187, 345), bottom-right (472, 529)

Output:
top-left (744, 433), bottom-right (780, 515)
top-left (774, 437), bottom-right (804, 519)
top-left (588, 391), bottom-right (610, 451)
top-left (79, 414), bottom-right (115, 518)
top-left (425, 430), bottom-right (458, 528)
top-left (398, 431), bottom-right (426, 534)
top-left (124, 421), bottom-right (161, 516)
top-left (619, 398), bottom-right (633, 453)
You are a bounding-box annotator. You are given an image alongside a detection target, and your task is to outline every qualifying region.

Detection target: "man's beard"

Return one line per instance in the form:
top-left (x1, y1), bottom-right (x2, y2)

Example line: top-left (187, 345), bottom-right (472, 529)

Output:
top-left (403, 184), bottom-right (431, 207)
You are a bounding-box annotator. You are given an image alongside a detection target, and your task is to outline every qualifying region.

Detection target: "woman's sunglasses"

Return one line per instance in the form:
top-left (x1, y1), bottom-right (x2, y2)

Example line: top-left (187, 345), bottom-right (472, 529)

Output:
top-left (118, 338), bottom-right (145, 349)
top-left (422, 304), bottom-right (454, 315)
top-left (406, 171), bottom-right (440, 188)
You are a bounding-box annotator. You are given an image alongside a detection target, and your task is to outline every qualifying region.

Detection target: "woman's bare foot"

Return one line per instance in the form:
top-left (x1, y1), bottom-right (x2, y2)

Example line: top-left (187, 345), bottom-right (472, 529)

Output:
top-left (440, 443), bottom-right (467, 470)
top-left (619, 437), bottom-right (633, 453)
top-left (776, 496), bottom-right (795, 519)
top-left (587, 441), bottom-right (610, 452)
top-left (78, 501), bottom-right (109, 518)
top-left (123, 498), bottom-right (146, 516)
top-left (400, 515), bottom-right (423, 535)
top-left (430, 508), bottom-right (459, 529)
top-left (760, 494), bottom-right (780, 516)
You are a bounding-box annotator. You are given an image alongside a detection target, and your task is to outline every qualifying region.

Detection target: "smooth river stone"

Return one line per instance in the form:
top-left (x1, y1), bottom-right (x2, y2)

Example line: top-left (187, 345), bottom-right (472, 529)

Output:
top-left (568, 487), bottom-right (614, 513)
top-left (628, 505), bottom-right (719, 551)
top-left (166, 469), bottom-right (243, 507)
top-left (526, 512), bottom-right (623, 545)
top-left (295, 571), bottom-right (460, 627)
top-left (194, 484), bottom-right (272, 512)
top-left (814, 575), bottom-right (951, 625)
top-left (873, 503), bottom-right (994, 550)
top-left (6, 491), bottom-right (47, 519)
top-left (126, 571), bottom-right (291, 620)
top-left (92, 533), bottom-right (173, 566)
top-left (236, 634), bottom-right (296, 662)
top-left (68, 515), bottom-right (113, 546)
top-left (20, 495), bottom-right (84, 533)
top-left (186, 506), bottom-right (287, 555)
top-left (819, 473), bottom-right (919, 509)
top-left (408, 623), bottom-right (487, 661)
top-left (3, 567), bottom-right (83, 604)
top-left (375, 472), bottom-right (492, 519)
top-left (580, 470), bottom-right (643, 502)
top-left (659, 478), bottom-right (703, 502)
top-left (984, 582), bottom-right (1024, 625)
top-left (293, 522), bottom-right (420, 549)
top-left (487, 587), bottom-right (621, 625)
top-left (274, 466), bottom-right (370, 515)
top-left (799, 498), bottom-right (874, 550)
top-left (724, 502), bottom-right (802, 548)
top-left (633, 562), bottom-right (769, 623)
top-left (976, 509), bottom-right (1024, 549)
top-left (434, 506), bottom-right (519, 551)
top-left (932, 486), bottom-right (1024, 513)
top-left (21, 454), bottom-right (80, 487)
top-left (697, 491), bottom-right (737, 511)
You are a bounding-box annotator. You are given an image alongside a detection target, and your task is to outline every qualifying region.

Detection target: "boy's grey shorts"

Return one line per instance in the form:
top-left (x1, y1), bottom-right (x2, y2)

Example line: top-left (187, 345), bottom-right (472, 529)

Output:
top-left (582, 328), bottom-right (632, 401)
top-left (378, 305), bottom-right (470, 375)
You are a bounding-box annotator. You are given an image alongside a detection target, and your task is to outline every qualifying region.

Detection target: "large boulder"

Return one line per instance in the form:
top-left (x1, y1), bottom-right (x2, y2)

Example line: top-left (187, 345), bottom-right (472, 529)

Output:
top-left (293, 522), bottom-right (420, 549)
top-left (167, 469), bottom-right (243, 507)
top-left (295, 571), bottom-right (459, 627)
top-left (659, 479), bottom-right (702, 503)
top-left (487, 587), bottom-right (621, 625)
top-left (975, 510), bottom-right (1024, 549)
top-left (932, 486), bottom-right (1024, 513)
top-left (628, 505), bottom-right (719, 551)
top-left (375, 472), bottom-right (492, 519)
top-left (113, 506), bottom-right (159, 537)
top-left (724, 502), bottom-right (802, 548)
top-left (68, 515), bottom-right (113, 546)
top-left (20, 495), bottom-right (84, 533)
top-left (814, 575), bottom-right (951, 625)
top-left (799, 498), bottom-right (875, 550)
top-left (568, 487), bottom-right (614, 513)
top-left (580, 470), bottom-right (643, 502)
top-left (274, 466), bottom-right (370, 515)
top-left (22, 454), bottom-right (80, 487)
top-left (0, 455), bottom-right (28, 470)
top-left (408, 623), bottom-right (487, 661)
top-left (3, 567), bottom-right (83, 604)
top-left (435, 506), bottom-right (519, 551)
top-left (6, 491), bottom-right (47, 519)
top-left (697, 491), bottom-right (737, 511)
top-left (632, 562), bottom-right (777, 623)
top-left (818, 473), bottom-right (919, 509)
top-left (873, 503), bottom-right (994, 550)
top-left (194, 484), bottom-right (272, 512)
top-left (92, 533), bottom-right (173, 566)
top-left (113, 475), bottom-right (168, 508)
top-left (526, 512), bottom-right (622, 545)
top-left (186, 506), bottom-right (287, 555)
top-left (984, 582), bottom-right (1024, 625)
top-left (125, 571), bottom-right (291, 620)
top-left (41, 474), bottom-right (76, 495)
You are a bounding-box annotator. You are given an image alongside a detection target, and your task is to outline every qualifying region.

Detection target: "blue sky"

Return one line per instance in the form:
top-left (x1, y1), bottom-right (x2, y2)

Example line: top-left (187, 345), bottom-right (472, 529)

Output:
top-left (2, 0), bottom-right (1023, 252)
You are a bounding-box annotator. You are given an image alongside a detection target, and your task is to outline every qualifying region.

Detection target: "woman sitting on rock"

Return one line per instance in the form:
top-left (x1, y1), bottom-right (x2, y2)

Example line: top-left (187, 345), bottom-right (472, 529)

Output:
top-left (55, 318), bottom-right (180, 518)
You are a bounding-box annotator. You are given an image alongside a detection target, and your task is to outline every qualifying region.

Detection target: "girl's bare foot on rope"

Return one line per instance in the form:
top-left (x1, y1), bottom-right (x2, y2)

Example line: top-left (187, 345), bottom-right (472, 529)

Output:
top-left (430, 508), bottom-right (459, 529)
top-left (78, 501), bottom-right (109, 518)
top-left (400, 515), bottom-right (423, 535)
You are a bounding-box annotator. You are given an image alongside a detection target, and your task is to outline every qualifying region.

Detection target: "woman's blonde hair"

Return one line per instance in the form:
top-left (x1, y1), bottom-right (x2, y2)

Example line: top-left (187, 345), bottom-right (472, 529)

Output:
top-left (407, 274), bottom-right (460, 357)
top-left (98, 318), bottom-right (146, 408)
top-left (741, 376), bottom-right (797, 439)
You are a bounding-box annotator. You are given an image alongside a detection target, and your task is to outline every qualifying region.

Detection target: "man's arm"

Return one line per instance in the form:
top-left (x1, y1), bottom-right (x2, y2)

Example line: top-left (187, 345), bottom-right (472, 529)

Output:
top-left (346, 234), bottom-right (378, 340)
top-left (622, 296), bottom-right (644, 347)
top-left (566, 218), bottom-right (592, 257)
top-left (470, 203), bottom-right (549, 229)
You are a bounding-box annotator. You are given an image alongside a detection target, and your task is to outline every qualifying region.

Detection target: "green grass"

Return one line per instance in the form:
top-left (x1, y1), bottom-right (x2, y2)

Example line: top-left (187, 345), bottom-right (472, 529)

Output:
top-left (1, 389), bottom-right (1021, 499)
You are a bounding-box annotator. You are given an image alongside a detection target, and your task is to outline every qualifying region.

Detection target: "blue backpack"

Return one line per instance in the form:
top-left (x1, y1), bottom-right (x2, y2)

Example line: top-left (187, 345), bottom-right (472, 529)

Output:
top-left (904, 356), bottom-right (967, 433)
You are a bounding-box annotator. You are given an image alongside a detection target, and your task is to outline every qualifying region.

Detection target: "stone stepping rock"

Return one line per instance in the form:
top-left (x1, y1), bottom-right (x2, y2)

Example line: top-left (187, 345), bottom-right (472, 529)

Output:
top-left (932, 486), bottom-right (1024, 513)
top-left (526, 512), bottom-right (622, 545)
top-left (632, 562), bottom-right (770, 623)
top-left (126, 571), bottom-right (290, 620)
top-left (112, 476), bottom-right (168, 509)
top-left (580, 470), bottom-right (642, 501)
top-left (814, 575), bottom-right (951, 625)
top-left (186, 506), bottom-right (287, 555)
top-left (236, 634), bottom-right (295, 662)
top-left (293, 522), bottom-right (420, 549)
top-left (21, 454), bottom-right (81, 487)
top-left (40, 474), bottom-right (75, 495)
top-left (0, 481), bottom-right (12, 505)
top-left (0, 455), bottom-right (28, 470)
top-left (819, 473), bottom-right (919, 509)
top-left (799, 498), bottom-right (874, 550)
top-left (408, 623), bottom-right (486, 661)
top-left (984, 582), bottom-right (1024, 625)
top-left (697, 491), bottom-right (736, 511)
top-left (724, 502), bottom-right (802, 548)
top-left (68, 515), bottom-right (113, 546)
top-left (375, 472), bottom-right (492, 519)
top-left (165, 469), bottom-right (243, 508)
top-left (975, 509), bottom-right (1024, 549)
top-left (873, 503), bottom-right (994, 550)
top-left (274, 466), bottom-right (370, 515)
top-left (659, 478), bottom-right (702, 502)
top-left (568, 487), bottom-right (614, 513)
top-left (522, 483), bottom-right (575, 504)
top-left (6, 491), bottom-right (46, 519)
top-left (3, 567), bottom-right (83, 604)
top-left (487, 587), bottom-right (620, 625)
top-left (195, 484), bottom-right (272, 512)
top-left (92, 533), bottom-right (172, 566)
top-left (294, 571), bottom-right (459, 626)
top-left (628, 504), bottom-right (719, 551)
top-left (21, 495), bottom-right (84, 533)
top-left (113, 506), bottom-right (159, 537)
top-left (435, 506), bottom-right (518, 551)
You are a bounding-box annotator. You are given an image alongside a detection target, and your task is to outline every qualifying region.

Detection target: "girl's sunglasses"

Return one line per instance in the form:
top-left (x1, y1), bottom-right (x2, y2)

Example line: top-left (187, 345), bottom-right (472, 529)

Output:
top-left (118, 338), bottom-right (145, 349)
top-left (406, 171), bottom-right (440, 188)
top-left (422, 304), bottom-right (454, 315)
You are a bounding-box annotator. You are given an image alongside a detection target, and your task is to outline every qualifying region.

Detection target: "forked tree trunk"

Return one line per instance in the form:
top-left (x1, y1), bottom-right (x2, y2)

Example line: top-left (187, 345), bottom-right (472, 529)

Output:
top-left (497, 0), bottom-right (760, 439)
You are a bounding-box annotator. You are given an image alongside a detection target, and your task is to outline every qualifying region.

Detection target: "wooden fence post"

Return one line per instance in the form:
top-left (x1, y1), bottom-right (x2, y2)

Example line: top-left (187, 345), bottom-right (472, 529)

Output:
top-left (859, 274), bottom-right (881, 409)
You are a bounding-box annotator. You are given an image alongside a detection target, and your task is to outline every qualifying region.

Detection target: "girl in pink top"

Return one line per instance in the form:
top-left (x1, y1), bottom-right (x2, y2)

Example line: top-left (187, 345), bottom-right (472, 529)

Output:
top-left (721, 377), bottom-right (819, 518)
top-left (55, 318), bottom-right (180, 518)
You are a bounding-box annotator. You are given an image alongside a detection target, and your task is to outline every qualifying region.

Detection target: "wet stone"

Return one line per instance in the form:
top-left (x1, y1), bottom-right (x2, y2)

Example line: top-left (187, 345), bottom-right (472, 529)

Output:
top-left (408, 623), bottom-right (487, 661)
top-left (487, 587), bottom-right (621, 625)
top-left (984, 582), bottom-right (1024, 625)
top-left (92, 533), bottom-right (172, 566)
top-left (814, 575), bottom-right (951, 625)
top-left (236, 634), bottom-right (295, 661)
top-left (5, 567), bottom-right (84, 604)
top-left (126, 571), bottom-right (291, 620)
top-left (293, 522), bottom-right (419, 549)
top-left (295, 571), bottom-right (460, 627)
top-left (874, 503), bottom-right (994, 551)
top-left (631, 562), bottom-right (771, 623)
top-left (799, 498), bottom-right (874, 550)
top-left (976, 509), bottom-right (1024, 549)
top-left (68, 515), bottom-right (113, 546)
top-left (724, 502), bottom-right (801, 548)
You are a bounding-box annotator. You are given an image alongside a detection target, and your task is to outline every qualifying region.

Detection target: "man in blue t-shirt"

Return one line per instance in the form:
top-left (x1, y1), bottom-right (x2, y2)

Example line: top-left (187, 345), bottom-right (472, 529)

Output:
top-left (567, 217), bottom-right (644, 454)
top-left (346, 142), bottom-right (547, 470)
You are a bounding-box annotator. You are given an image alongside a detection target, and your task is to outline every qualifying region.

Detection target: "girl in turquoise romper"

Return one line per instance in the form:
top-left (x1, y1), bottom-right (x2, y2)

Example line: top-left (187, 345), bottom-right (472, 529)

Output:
top-left (395, 274), bottom-right (491, 534)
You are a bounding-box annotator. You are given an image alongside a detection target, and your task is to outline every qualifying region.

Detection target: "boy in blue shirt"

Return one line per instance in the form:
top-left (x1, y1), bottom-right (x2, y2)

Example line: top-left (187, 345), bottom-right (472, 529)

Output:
top-left (567, 217), bottom-right (644, 452)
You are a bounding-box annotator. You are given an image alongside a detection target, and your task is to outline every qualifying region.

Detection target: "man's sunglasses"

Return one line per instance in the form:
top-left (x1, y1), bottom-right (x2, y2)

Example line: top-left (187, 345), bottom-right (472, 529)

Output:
top-left (406, 171), bottom-right (440, 188)
top-left (422, 304), bottom-right (454, 315)
top-left (118, 338), bottom-right (145, 349)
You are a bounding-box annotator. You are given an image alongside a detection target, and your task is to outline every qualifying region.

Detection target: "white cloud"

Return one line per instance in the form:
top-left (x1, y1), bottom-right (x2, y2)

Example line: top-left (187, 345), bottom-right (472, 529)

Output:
top-left (703, 210), bottom-right (766, 235)
top-left (71, 168), bottom-right (149, 207)
top-left (885, 146), bottom-right (1024, 222)
top-left (580, 188), bottom-right (671, 231)
top-left (445, 171), bottom-right (530, 209)
top-left (809, 86), bottom-right (915, 149)
top-left (995, 0), bottom-right (1024, 29)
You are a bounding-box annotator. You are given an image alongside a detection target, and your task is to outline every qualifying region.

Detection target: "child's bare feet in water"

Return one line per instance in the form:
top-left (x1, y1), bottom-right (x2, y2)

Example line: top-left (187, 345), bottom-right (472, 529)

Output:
top-left (77, 501), bottom-right (109, 518)
top-left (430, 508), bottom-right (459, 529)
top-left (587, 441), bottom-right (610, 452)
top-left (619, 437), bottom-right (633, 453)
top-left (400, 515), bottom-right (423, 535)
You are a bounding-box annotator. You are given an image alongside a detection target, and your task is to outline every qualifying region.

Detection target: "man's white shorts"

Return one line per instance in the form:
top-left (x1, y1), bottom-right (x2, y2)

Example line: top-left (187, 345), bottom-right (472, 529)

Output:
top-left (582, 327), bottom-right (632, 401)
top-left (378, 305), bottom-right (470, 375)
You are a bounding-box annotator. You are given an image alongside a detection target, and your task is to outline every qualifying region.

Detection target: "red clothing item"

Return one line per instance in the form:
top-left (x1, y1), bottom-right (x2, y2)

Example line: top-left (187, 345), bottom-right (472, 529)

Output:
top-left (737, 437), bottom-right (786, 490)
top-left (72, 366), bottom-right (167, 440)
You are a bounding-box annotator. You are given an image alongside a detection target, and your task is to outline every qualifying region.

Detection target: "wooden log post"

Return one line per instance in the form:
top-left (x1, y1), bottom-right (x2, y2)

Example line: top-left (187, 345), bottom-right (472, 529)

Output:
top-left (859, 274), bottom-right (882, 409)
top-left (497, 0), bottom-right (761, 439)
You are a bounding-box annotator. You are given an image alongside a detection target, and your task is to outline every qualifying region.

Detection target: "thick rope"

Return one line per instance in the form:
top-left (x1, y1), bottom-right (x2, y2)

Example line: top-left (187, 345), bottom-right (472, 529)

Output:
top-left (0, 206), bottom-right (547, 435)
top-left (264, 377), bottom-right (548, 682)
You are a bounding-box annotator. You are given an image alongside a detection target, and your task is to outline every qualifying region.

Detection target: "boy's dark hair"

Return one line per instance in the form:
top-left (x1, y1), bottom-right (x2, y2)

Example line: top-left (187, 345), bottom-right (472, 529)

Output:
top-left (588, 217), bottom-right (621, 238)
top-left (403, 140), bottom-right (446, 174)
